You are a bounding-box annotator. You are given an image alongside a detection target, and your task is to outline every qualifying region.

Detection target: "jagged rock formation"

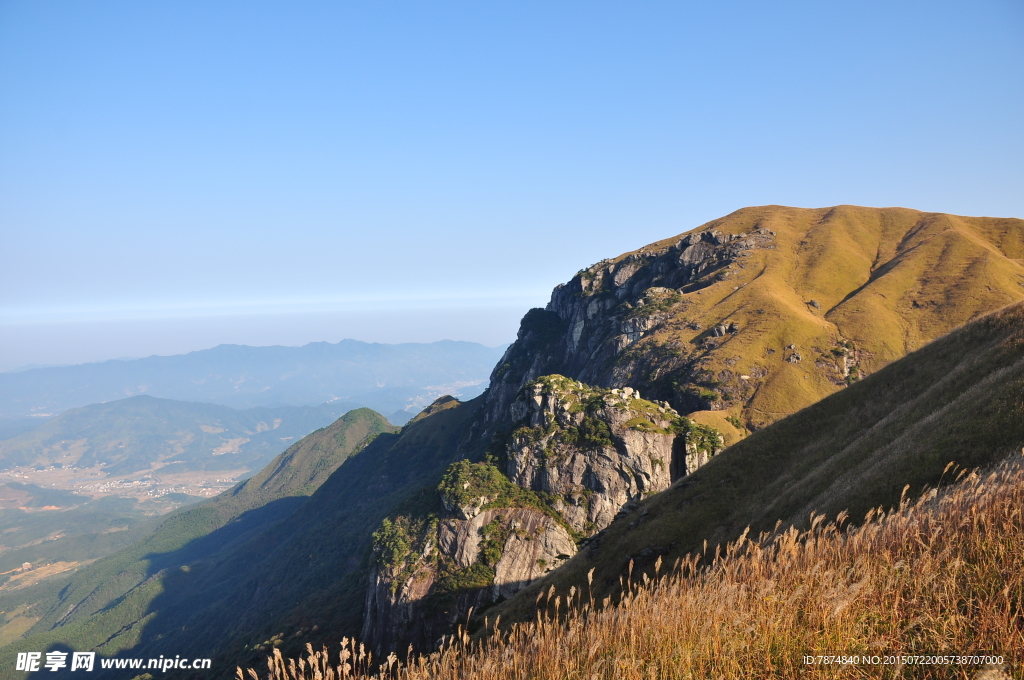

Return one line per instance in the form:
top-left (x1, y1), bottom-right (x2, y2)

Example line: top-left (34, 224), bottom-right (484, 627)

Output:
top-left (506, 376), bottom-right (684, 534)
top-left (361, 460), bottom-right (577, 652)
top-left (481, 206), bottom-right (1024, 434)
top-left (479, 228), bottom-right (775, 433)
top-left (362, 376), bottom-right (721, 653)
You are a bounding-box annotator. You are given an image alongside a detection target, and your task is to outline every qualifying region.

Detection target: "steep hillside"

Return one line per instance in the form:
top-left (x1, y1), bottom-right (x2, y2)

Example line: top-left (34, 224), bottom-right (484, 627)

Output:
top-left (3, 398), bottom-right (481, 677)
top-left (482, 205), bottom-right (1024, 432)
top-left (0, 408), bottom-right (396, 660)
top-left (486, 299), bottom-right (1024, 629)
top-left (354, 205), bottom-right (1024, 654)
top-left (0, 396), bottom-right (358, 477)
top-left (246, 452), bottom-right (1024, 680)
top-left (0, 340), bottom-right (505, 421)
top-left (361, 377), bottom-right (721, 652)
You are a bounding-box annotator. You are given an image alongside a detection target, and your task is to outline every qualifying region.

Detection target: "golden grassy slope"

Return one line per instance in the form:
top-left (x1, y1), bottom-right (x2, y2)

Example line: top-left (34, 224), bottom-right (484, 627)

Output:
top-left (244, 453), bottom-right (1024, 680)
top-left (484, 296), bottom-right (1024, 640)
top-left (621, 205), bottom-right (1024, 429)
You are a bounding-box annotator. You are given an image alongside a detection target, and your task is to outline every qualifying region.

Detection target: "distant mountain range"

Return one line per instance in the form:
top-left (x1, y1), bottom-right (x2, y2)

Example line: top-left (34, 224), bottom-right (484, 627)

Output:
top-left (0, 339), bottom-right (507, 429)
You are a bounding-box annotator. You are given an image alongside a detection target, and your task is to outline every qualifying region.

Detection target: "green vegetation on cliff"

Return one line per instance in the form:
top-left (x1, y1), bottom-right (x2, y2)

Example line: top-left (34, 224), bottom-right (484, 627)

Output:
top-left (671, 417), bottom-right (722, 459)
top-left (373, 459), bottom-right (574, 583)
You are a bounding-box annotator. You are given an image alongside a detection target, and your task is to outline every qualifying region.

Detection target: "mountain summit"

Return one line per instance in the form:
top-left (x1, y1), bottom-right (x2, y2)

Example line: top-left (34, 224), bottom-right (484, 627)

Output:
top-left (482, 205), bottom-right (1024, 437)
top-left (361, 205), bottom-right (1024, 653)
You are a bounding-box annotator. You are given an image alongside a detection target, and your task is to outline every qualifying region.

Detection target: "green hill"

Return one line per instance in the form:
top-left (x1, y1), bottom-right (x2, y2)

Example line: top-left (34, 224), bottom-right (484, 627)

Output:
top-left (0, 408), bottom-right (396, 663)
top-left (485, 299), bottom-right (1024, 628)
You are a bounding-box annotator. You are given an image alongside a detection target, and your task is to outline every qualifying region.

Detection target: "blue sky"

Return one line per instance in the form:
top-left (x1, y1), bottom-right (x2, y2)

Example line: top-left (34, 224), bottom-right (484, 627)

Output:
top-left (1, 1), bottom-right (1022, 370)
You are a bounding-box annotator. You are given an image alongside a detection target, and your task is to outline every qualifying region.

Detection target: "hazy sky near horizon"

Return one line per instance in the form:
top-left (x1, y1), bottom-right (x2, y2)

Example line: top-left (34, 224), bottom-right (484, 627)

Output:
top-left (2, 1), bottom-right (1023, 371)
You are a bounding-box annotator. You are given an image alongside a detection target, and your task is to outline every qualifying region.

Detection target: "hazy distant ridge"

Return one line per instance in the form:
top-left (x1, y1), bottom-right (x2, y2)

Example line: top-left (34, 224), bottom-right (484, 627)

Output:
top-left (0, 339), bottom-right (506, 421)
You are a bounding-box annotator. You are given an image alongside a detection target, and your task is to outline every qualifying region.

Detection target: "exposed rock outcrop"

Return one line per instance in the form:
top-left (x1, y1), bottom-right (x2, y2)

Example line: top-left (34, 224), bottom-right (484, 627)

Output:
top-left (478, 227), bottom-right (775, 434)
top-left (505, 375), bottom-right (679, 534)
top-left (362, 376), bottom-right (722, 653)
top-left (361, 461), bottom-right (576, 653)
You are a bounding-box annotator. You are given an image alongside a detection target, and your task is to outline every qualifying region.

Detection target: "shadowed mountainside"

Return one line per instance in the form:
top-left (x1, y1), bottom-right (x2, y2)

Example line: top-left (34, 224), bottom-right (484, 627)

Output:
top-left (0, 408), bottom-right (398, 665)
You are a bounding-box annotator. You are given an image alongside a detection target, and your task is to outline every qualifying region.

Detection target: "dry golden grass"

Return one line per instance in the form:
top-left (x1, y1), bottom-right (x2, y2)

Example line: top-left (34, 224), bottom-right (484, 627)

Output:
top-left (242, 454), bottom-right (1024, 680)
top-left (608, 205), bottom-right (1024, 430)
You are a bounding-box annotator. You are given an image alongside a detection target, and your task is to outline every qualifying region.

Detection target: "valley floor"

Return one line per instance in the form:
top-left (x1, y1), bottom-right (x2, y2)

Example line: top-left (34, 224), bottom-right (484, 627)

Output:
top-left (0, 464), bottom-right (244, 503)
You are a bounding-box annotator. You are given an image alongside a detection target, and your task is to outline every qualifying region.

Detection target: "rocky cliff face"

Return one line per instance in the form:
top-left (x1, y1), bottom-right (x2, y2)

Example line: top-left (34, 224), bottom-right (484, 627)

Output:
top-left (505, 375), bottom-right (679, 534)
top-left (362, 376), bottom-right (721, 653)
top-left (361, 460), bottom-right (577, 653)
top-left (481, 206), bottom-right (1024, 434)
top-left (479, 227), bottom-right (775, 433)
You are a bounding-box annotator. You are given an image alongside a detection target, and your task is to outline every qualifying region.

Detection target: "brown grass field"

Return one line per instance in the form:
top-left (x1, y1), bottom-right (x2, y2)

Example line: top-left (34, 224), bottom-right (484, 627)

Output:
top-left (241, 452), bottom-right (1024, 680)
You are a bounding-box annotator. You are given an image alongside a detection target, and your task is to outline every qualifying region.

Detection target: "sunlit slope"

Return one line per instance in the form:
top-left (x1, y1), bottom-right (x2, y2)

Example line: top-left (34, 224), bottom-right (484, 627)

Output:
top-left (0, 408), bottom-right (395, 660)
top-left (712, 207), bottom-right (1024, 424)
top-left (555, 205), bottom-right (1024, 429)
top-left (487, 299), bottom-right (1024, 627)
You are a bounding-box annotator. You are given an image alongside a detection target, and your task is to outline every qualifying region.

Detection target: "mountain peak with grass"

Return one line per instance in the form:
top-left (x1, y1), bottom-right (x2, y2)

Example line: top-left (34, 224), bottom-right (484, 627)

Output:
top-left (485, 298), bottom-right (1024, 630)
top-left (483, 205), bottom-right (1024, 438)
